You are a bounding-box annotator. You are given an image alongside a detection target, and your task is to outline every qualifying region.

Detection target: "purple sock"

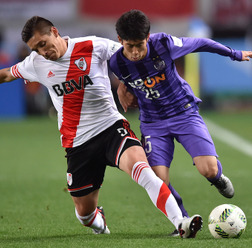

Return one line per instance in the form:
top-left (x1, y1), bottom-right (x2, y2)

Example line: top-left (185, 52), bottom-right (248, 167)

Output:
top-left (168, 183), bottom-right (189, 218)
top-left (207, 159), bottom-right (223, 184)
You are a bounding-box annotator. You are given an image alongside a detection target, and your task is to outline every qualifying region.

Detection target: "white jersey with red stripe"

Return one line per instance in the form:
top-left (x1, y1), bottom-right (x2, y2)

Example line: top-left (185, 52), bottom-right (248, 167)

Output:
top-left (10, 36), bottom-right (125, 148)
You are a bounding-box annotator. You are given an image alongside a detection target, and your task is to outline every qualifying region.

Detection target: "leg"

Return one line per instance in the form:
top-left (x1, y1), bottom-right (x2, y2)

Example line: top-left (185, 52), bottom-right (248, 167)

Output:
top-left (152, 165), bottom-right (189, 218)
top-left (72, 189), bottom-right (110, 234)
top-left (112, 120), bottom-right (201, 238)
top-left (152, 165), bottom-right (189, 237)
top-left (168, 183), bottom-right (189, 218)
top-left (141, 123), bottom-right (189, 219)
top-left (151, 165), bottom-right (169, 185)
top-left (193, 156), bottom-right (234, 198)
top-left (119, 145), bottom-right (196, 231)
top-left (193, 155), bottom-right (218, 179)
top-left (174, 112), bottom-right (234, 198)
top-left (72, 189), bottom-right (99, 216)
top-left (65, 135), bottom-right (110, 234)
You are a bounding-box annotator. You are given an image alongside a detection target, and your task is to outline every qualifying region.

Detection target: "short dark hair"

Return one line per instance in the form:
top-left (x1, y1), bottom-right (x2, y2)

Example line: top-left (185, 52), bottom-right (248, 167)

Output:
top-left (21, 16), bottom-right (54, 43)
top-left (116, 9), bottom-right (150, 41)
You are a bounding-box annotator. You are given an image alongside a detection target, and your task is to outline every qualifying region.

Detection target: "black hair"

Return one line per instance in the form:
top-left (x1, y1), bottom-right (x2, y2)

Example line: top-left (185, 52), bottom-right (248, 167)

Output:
top-left (21, 16), bottom-right (54, 43)
top-left (116, 9), bottom-right (150, 41)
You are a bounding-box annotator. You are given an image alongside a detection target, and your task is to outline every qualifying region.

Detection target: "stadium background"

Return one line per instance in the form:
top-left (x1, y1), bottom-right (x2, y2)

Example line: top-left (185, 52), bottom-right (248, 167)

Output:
top-left (0, 0), bottom-right (251, 118)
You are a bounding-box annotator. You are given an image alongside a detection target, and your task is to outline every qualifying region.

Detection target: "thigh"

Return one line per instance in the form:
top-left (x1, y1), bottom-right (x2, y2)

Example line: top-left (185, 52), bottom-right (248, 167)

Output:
top-left (174, 113), bottom-right (218, 158)
top-left (105, 119), bottom-right (142, 167)
top-left (66, 138), bottom-right (107, 197)
top-left (66, 119), bottom-right (141, 197)
top-left (140, 121), bottom-right (175, 167)
top-left (119, 145), bottom-right (148, 175)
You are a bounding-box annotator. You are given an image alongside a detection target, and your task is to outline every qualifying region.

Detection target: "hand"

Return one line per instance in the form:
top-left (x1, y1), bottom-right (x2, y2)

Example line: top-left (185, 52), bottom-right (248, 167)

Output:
top-left (0, 67), bottom-right (16, 84)
top-left (241, 51), bottom-right (252, 61)
top-left (117, 83), bottom-right (138, 112)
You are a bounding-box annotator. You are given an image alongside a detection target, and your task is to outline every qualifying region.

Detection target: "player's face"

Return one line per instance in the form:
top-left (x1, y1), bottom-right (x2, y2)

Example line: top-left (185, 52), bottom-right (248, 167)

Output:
top-left (119, 35), bottom-right (149, 62)
top-left (27, 27), bottom-right (66, 61)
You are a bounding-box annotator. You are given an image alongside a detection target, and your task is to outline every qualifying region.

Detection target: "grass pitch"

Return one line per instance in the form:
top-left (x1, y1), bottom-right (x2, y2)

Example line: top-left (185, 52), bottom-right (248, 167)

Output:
top-left (0, 110), bottom-right (251, 248)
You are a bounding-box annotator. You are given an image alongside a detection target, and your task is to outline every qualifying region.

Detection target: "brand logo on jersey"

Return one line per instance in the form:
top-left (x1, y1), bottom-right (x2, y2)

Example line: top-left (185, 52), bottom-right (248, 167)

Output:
top-left (75, 57), bottom-right (87, 71)
top-left (127, 73), bottom-right (166, 100)
top-left (52, 75), bottom-right (93, 96)
top-left (47, 70), bottom-right (55, 78)
top-left (122, 74), bottom-right (131, 80)
top-left (128, 73), bottom-right (166, 89)
top-left (67, 173), bottom-right (73, 186)
top-left (153, 56), bottom-right (166, 71)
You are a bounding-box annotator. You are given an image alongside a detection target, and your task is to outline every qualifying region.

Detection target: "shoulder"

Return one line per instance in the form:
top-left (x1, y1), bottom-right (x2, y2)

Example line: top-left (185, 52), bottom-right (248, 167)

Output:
top-left (148, 33), bottom-right (177, 53)
top-left (149, 32), bottom-right (171, 41)
top-left (71, 36), bottom-right (118, 47)
top-left (149, 32), bottom-right (174, 47)
top-left (27, 51), bottom-right (40, 60)
top-left (72, 36), bottom-right (121, 58)
top-left (20, 51), bottom-right (43, 66)
top-left (68, 36), bottom-right (96, 49)
top-left (70, 36), bottom-right (96, 43)
top-left (109, 47), bottom-right (124, 75)
top-left (110, 46), bottom-right (123, 62)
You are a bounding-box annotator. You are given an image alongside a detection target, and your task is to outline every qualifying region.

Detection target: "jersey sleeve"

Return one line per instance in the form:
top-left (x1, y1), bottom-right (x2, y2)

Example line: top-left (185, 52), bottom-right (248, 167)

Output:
top-left (93, 37), bottom-right (122, 61)
top-left (167, 35), bottom-right (242, 61)
top-left (10, 52), bottom-right (38, 83)
top-left (109, 48), bottom-right (123, 79)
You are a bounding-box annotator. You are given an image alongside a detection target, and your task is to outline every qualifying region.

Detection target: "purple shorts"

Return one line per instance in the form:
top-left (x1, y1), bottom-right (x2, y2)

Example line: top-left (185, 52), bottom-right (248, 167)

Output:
top-left (140, 110), bottom-right (218, 167)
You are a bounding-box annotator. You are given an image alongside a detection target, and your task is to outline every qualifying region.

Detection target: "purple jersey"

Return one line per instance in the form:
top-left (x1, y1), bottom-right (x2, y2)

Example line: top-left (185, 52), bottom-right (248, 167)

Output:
top-left (109, 33), bottom-right (242, 122)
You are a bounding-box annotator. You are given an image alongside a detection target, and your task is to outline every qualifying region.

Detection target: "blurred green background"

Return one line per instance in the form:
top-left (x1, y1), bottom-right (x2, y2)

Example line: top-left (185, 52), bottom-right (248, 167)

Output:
top-left (0, 110), bottom-right (251, 247)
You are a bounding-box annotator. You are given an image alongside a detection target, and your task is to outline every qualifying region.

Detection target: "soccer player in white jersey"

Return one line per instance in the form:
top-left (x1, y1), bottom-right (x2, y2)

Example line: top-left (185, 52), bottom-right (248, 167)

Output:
top-left (0, 16), bottom-right (203, 238)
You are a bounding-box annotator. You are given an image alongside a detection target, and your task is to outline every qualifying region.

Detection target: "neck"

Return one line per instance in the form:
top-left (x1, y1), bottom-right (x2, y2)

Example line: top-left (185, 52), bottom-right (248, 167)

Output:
top-left (59, 37), bottom-right (68, 57)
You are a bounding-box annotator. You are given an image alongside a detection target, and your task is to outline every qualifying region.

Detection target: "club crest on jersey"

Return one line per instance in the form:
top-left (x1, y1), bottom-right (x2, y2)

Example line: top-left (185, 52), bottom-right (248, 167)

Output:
top-left (153, 56), bottom-right (166, 71)
top-left (75, 57), bottom-right (87, 71)
top-left (67, 173), bottom-right (73, 186)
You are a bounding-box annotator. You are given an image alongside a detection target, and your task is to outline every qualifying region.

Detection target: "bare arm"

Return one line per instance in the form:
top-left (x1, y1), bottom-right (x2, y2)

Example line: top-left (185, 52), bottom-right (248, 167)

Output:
top-left (117, 82), bottom-right (138, 112)
top-left (0, 67), bottom-right (16, 84)
top-left (241, 51), bottom-right (252, 61)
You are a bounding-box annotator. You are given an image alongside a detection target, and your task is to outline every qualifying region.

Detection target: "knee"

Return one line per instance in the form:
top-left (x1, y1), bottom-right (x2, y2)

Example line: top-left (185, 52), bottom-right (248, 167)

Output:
top-left (203, 165), bottom-right (218, 178)
top-left (194, 156), bottom-right (218, 178)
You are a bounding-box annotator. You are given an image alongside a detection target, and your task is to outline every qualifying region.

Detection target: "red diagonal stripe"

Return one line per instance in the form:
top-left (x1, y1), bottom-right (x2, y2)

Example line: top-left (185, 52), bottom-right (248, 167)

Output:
top-left (156, 182), bottom-right (171, 217)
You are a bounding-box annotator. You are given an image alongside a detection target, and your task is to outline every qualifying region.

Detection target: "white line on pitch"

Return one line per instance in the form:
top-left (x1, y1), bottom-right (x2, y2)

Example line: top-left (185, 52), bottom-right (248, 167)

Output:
top-left (204, 118), bottom-right (252, 157)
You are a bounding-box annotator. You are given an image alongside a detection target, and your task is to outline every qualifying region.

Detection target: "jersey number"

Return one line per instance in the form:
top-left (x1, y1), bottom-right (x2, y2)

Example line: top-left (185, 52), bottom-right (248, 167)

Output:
top-left (117, 128), bottom-right (128, 137)
top-left (144, 136), bottom-right (152, 153)
top-left (143, 88), bottom-right (160, 100)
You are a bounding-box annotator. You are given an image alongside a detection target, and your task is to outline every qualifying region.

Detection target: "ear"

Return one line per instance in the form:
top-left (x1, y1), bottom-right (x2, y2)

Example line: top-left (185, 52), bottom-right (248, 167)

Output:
top-left (118, 35), bottom-right (123, 44)
top-left (146, 33), bottom-right (150, 41)
top-left (51, 26), bottom-right (59, 37)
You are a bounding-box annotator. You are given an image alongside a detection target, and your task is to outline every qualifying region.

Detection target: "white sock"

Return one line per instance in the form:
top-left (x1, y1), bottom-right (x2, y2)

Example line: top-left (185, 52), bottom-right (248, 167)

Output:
top-left (132, 162), bottom-right (183, 228)
top-left (75, 208), bottom-right (104, 231)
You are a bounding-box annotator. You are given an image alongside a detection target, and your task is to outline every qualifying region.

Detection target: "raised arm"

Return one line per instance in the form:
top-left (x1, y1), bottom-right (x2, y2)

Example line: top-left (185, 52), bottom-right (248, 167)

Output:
top-left (170, 36), bottom-right (249, 62)
top-left (0, 67), bottom-right (16, 84)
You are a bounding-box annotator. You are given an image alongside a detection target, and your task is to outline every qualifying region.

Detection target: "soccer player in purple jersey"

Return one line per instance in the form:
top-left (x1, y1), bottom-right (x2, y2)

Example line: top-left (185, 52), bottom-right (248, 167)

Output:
top-left (109, 9), bottom-right (252, 236)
